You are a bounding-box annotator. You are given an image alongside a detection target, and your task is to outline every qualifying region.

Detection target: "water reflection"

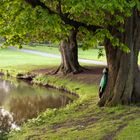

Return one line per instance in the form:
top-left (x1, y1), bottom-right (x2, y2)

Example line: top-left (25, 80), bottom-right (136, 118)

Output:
top-left (0, 77), bottom-right (74, 124)
top-left (0, 79), bottom-right (12, 106)
top-left (9, 95), bottom-right (71, 125)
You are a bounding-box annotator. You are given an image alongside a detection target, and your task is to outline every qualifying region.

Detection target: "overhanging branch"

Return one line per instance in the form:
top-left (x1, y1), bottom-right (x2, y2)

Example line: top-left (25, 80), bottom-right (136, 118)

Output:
top-left (25, 0), bottom-right (55, 14)
top-left (25, 0), bottom-right (101, 32)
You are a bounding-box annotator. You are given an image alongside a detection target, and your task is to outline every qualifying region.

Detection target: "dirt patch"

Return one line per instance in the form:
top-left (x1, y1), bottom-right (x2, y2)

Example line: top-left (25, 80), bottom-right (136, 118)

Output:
top-left (64, 66), bottom-right (104, 85)
top-left (33, 66), bottom-right (104, 85)
top-left (25, 134), bottom-right (39, 140)
top-left (51, 117), bottom-right (99, 132)
top-left (110, 110), bottom-right (140, 120)
top-left (32, 66), bottom-right (57, 75)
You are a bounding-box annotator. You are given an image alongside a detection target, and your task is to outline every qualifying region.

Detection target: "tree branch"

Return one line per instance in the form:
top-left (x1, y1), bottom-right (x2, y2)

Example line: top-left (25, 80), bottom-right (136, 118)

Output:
top-left (25, 0), bottom-right (102, 32)
top-left (25, 0), bottom-right (55, 14)
top-left (56, 0), bottom-right (62, 14)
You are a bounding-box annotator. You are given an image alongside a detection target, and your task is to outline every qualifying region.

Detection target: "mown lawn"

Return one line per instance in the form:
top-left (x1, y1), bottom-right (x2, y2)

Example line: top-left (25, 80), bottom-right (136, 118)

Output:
top-left (24, 45), bottom-right (140, 64)
top-left (24, 45), bottom-right (107, 62)
top-left (0, 48), bottom-right (60, 74)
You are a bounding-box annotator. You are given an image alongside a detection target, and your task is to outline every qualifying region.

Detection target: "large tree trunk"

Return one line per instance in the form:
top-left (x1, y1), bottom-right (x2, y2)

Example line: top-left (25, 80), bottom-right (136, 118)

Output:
top-left (98, 10), bottom-right (140, 106)
top-left (55, 28), bottom-right (83, 74)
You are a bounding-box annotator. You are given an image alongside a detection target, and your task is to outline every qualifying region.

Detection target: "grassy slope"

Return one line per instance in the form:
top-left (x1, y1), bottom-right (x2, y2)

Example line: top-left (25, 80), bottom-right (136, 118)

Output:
top-left (0, 48), bottom-right (140, 140)
top-left (9, 75), bottom-right (140, 140)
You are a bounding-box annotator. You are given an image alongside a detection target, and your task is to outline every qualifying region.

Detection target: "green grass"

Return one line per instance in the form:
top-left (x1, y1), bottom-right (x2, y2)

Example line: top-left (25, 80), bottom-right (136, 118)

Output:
top-left (116, 118), bottom-right (140, 140)
top-left (24, 45), bottom-right (107, 61)
top-left (0, 48), bottom-right (60, 75)
top-left (24, 45), bottom-right (140, 64)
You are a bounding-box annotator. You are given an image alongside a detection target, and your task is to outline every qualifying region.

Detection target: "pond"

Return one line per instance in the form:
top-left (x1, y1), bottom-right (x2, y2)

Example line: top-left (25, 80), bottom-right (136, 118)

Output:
top-left (0, 75), bottom-right (75, 125)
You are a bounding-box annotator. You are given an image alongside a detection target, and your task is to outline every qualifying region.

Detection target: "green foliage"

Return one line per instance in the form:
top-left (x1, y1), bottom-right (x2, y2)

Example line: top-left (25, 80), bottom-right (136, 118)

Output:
top-left (0, 0), bottom-right (139, 51)
top-left (0, 0), bottom-right (66, 45)
top-left (136, 0), bottom-right (140, 10)
top-left (98, 48), bottom-right (105, 59)
top-left (0, 132), bottom-right (8, 140)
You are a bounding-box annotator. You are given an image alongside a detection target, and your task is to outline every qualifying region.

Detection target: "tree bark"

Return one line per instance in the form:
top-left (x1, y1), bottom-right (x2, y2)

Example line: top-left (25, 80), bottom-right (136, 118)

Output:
top-left (98, 10), bottom-right (140, 106)
top-left (55, 28), bottom-right (83, 74)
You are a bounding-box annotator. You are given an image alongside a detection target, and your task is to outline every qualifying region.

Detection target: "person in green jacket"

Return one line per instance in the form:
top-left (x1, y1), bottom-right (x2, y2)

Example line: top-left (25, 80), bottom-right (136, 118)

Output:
top-left (99, 67), bottom-right (108, 98)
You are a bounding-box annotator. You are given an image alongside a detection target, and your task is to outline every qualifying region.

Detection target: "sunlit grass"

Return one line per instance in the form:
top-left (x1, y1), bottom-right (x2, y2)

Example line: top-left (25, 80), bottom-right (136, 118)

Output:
top-left (24, 45), bottom-right (140, 64)
top-left (116, 118), bottom-right (140, 140)
top-left (0, 48), bottom-right (60, 73)
top-left (24, 45), bottom-right (107, 62)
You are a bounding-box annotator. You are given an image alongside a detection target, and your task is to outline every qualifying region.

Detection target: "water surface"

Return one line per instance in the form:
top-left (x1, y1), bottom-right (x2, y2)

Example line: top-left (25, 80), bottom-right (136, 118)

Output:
top-left (0, 76), bottom-right (74, 124)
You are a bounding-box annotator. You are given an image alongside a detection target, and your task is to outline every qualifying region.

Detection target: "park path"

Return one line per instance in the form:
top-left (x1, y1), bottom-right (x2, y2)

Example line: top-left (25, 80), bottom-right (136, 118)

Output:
top-left (9, 47), bottom-right (107, 66)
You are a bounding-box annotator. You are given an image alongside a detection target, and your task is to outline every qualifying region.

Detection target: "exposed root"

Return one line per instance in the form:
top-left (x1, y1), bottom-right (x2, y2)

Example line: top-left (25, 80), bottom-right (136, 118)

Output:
top-left (51, 64), bottom-right (85, 75)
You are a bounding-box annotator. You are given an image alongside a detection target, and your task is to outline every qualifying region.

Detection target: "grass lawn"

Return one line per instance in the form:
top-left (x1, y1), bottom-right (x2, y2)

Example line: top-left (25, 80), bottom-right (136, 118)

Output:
top-left (24, 45), bottom-right (140, 64)
top-left (0, 48), bottom-right (140, 140)
top-left (24, 45), bottom-right (107, 62)
top-left (0, 48), bottom-right (60, 74)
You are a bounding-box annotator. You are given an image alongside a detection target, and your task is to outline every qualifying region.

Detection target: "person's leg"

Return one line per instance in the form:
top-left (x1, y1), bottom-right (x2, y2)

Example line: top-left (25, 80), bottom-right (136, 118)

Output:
top-left (99, 87), bottom-right (101, 98)
top-left (99, 91), bottom-right (103, 98)
top-left (99, 87), bottom-right (103, 98)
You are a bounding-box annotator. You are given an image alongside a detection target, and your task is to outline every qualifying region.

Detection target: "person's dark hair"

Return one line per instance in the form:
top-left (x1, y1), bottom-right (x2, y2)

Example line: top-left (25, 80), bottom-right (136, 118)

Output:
top-left (103, 67), bottom-right (108, 74)
top-left (105, 67), bottom-right (108, 72)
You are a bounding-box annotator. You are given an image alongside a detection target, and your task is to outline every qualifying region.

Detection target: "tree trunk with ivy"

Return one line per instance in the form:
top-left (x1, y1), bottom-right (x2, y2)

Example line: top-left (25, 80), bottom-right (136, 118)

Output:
top-left (98, 10), bottom-right (140, 106)
top-left (55, 29), bottom-right (83, 74)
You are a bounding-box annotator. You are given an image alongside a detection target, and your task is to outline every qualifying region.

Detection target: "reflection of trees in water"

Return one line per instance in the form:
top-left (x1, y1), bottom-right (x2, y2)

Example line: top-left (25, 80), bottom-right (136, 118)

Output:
top-left (0, 89), bottom-right (7, 106)
top-left (0, 80), bottom-right (11, 92)
top-left (0, 80), bottom-right (12, 106)
top-left (0, 78), bottom-right (73, 125)
top-left (9, 95), bottom-right (72, 125)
